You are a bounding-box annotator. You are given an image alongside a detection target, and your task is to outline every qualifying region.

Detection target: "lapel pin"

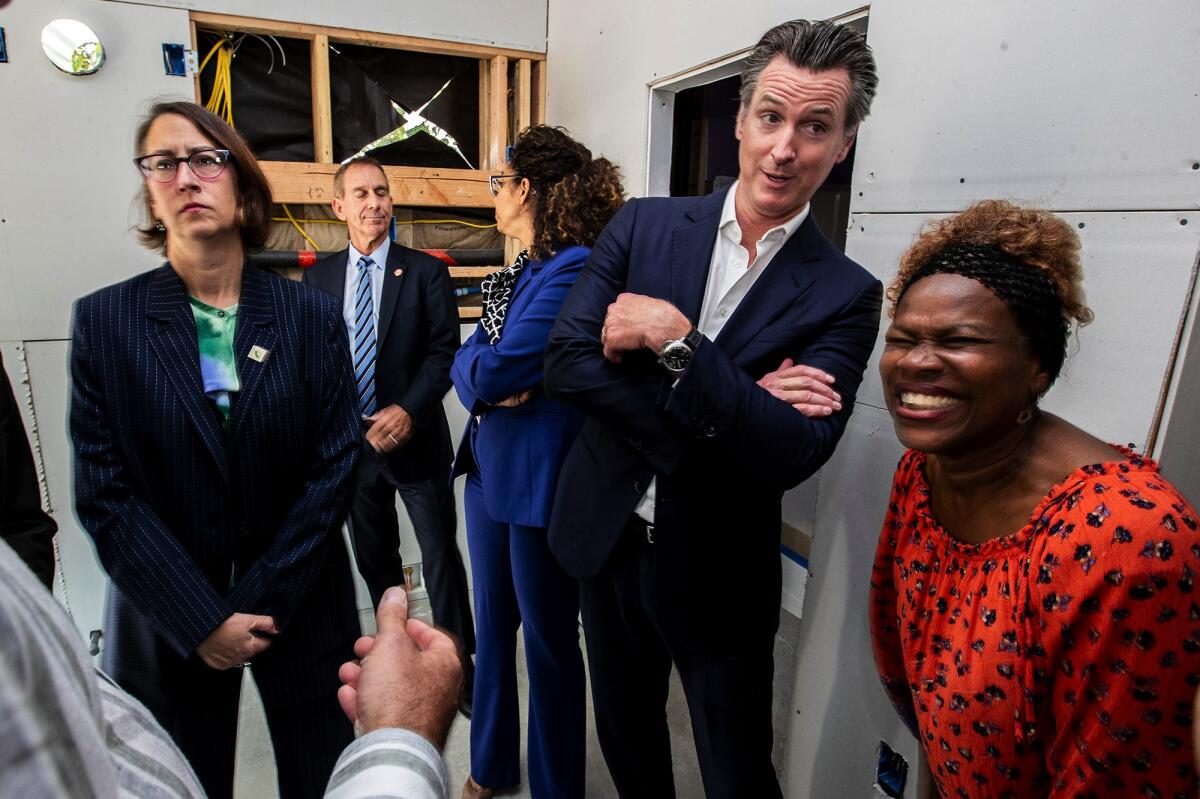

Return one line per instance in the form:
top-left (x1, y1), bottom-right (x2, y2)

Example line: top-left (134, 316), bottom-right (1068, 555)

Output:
top-left (394, 268), bottom-right (403, 277)
top-left (248, 345), bottom-right (270, 363)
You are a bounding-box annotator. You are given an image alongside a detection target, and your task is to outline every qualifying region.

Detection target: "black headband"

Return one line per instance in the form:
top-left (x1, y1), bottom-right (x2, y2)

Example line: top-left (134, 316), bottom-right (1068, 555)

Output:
top-left (900, 244), bottom-right (1070, 382)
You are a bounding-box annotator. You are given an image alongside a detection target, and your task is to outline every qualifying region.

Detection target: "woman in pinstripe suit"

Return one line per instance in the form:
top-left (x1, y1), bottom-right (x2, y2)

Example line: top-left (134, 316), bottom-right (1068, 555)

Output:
top-left (70, 101), bottom-right (362, 799)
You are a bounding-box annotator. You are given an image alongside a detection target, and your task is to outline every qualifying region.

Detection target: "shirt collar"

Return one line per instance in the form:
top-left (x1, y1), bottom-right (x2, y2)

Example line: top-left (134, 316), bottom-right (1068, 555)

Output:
top-left (718, 180), bottom-right (810, 245)
top-left (349, 237), bottom-right (390, 270)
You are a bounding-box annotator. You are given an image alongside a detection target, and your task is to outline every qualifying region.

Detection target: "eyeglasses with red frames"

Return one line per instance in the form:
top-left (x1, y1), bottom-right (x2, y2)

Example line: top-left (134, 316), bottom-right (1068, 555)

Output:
top-left (134, 149), bottom-right (231, 182)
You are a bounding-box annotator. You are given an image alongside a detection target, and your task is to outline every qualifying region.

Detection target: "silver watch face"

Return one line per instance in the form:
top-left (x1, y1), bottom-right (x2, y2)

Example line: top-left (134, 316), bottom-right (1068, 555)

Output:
top-left (659, 340), bottom-right (693, 373)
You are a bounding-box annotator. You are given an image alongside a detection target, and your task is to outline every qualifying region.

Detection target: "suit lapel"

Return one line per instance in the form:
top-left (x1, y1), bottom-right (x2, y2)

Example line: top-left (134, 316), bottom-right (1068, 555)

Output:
top-left (377, 243), bottom-right (405, 346)
top-left (713, 213), bottom-right (822, 358)
top-left (228, 266), bottom-right (279, 444)
top-left (670, 190), bottom-right (725, 324)
top-left (145, 266), bottom-right (231, 483)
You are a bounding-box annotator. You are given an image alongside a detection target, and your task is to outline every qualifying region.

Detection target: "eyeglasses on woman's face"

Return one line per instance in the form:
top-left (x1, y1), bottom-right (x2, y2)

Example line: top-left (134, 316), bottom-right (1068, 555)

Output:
top-left (488, 173), bottom-right (521, 197)
top-left (134, 148), bottom-right (231, 182)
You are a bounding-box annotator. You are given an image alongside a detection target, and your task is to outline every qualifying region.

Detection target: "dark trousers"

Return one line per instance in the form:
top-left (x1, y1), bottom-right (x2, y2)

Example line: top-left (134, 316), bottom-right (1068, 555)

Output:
top-left (464, 472), bottom-right (585, 797)
top-left (347, 444), bottom-right (475, 653)
top-left (126, 646), bottom-right (352, 799)
top-left (581, 519), bottom-right (782, 799)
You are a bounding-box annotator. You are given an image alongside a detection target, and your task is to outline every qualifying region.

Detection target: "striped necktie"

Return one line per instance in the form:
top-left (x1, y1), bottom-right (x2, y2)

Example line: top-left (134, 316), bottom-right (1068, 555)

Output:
top-left (353, 256), bottom-right (378, 416)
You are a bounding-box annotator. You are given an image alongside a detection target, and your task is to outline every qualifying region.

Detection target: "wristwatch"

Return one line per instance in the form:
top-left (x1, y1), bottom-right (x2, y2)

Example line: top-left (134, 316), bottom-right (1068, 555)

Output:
top-left (657, 327), bottom-right (703, 375)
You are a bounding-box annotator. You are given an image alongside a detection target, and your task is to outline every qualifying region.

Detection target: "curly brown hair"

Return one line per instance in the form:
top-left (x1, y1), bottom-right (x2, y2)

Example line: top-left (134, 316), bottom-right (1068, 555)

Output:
top-left (507, 125), bottom-right (625, 260)
top-left (889, 200), bottom-right (1091, 324)
top-left (888, 200), bottom-right (1093, 384)
top-left (133, 101), bottom-right (273, 256)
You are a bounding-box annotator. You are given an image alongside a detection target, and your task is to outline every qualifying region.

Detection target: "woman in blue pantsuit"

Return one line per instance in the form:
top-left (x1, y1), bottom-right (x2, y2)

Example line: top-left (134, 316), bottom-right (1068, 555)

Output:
top-left (452, 126), bottom-right (624, 799)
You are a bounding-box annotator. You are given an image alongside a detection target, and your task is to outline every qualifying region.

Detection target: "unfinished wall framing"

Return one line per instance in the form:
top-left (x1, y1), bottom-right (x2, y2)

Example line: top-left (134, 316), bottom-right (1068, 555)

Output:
top-left (190, 11), bottom-right (547, 318)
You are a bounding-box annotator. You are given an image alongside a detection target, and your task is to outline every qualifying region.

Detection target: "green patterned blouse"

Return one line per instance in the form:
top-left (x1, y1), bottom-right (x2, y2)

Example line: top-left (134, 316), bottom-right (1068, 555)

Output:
top-left (188, 296), bottom-right (240, 423)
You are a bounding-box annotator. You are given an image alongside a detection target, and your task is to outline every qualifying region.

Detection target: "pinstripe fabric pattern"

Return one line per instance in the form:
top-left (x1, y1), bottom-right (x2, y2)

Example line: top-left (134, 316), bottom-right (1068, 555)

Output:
top-left (70, 264), bottom-right (362, 705)
top-left (352, 257), bottom-right (378, 415)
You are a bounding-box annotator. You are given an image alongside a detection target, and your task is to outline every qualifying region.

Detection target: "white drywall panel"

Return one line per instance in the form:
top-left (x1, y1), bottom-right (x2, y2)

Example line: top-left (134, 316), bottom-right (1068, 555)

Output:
top-left (545, 0), bottom-right (858, 195)
top-left (784, 404), bottom-right (918, 797)
top-left (847, 210), bottom-right (1199, 451)
top-left (23, 340), bottom-right (110, 644)
top-left (0, 0), bottom-right (189, 341)
top-left (118, 0), bottom-right (547, 53)
top-left (1157, 250), bottom-right (1200, 502)
top-left (852, 0), bottom-right (1200, 213)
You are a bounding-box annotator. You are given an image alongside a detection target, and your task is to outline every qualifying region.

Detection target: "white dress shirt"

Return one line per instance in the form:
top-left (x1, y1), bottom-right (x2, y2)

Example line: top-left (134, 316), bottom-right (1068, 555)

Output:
top-left (342, 238), bottom-right (391, 343)
top-left (634, 183), bottom-right (810, 523)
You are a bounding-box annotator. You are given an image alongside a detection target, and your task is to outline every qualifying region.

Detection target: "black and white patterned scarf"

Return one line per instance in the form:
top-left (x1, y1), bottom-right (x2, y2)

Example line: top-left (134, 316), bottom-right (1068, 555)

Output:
top-left (479, 249), bottom-right (530, 344)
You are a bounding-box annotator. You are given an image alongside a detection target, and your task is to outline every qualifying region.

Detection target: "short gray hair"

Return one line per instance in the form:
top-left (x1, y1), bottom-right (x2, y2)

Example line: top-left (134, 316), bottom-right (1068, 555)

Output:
top-left (739, 20), bottom-right (878, 132)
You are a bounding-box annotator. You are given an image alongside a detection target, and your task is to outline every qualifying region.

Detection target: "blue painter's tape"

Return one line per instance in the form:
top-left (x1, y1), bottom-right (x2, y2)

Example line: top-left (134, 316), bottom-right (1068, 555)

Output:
top-left (780, 544), bottom-right (808, 570)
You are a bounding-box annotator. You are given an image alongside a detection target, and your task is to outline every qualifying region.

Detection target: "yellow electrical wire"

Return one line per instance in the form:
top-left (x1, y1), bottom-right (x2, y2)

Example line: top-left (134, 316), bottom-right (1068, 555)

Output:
top-left (200, 37), bottom-right (234, 125)
top-left (269, 217), bottom-right (498, 230)
top-left (280, 204), bottom-right (321, 251)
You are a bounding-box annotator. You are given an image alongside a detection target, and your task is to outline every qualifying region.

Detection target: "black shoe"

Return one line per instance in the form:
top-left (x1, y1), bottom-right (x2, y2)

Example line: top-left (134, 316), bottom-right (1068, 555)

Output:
top-left (458, 657), bottom-right (474, 719)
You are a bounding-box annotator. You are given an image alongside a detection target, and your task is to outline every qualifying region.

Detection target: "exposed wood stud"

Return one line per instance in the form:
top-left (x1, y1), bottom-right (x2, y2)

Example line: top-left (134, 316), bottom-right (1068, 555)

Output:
top-left (311, 35), bottom-right (333, 164)
top-left (261, 162), bottom-right (492, 207)
top-left (515, 58), bottom-right (533, 135)
top-left (531, 60), bottom-right (547, 124)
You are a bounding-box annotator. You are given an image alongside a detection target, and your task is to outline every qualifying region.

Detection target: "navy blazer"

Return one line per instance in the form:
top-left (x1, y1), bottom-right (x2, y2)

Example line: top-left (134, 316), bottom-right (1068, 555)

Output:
top-left (304, 243), bottom-right (458, 482)
top-left (70, 264), bottom-right (361, 703)
top-left (451, 246), bottom-right (588, 529)
top-left (544, 191), bottom-right (883, 644)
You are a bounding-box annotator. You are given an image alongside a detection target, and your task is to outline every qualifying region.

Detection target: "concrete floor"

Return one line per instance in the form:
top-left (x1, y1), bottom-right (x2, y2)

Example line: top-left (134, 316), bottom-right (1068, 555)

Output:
top-left (232, 598), bottom-right (707, 798)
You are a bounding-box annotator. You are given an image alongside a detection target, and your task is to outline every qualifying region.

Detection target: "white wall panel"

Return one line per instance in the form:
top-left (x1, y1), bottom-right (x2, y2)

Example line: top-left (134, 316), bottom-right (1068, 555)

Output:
top-left (119, 0), bottom-right (547, 53)
top-left (0, 0), bottom-right (190, 342)
top-left (21, 340), bottom-right (111, 644)
top-left (546, 0), bottom-right (858, 195)
top-left (853, 0), bottom-right (1200, 213)
top-left (847, 210), bottom-right (1199, 450)
top-left (784, 404), bottom-right (918, 797)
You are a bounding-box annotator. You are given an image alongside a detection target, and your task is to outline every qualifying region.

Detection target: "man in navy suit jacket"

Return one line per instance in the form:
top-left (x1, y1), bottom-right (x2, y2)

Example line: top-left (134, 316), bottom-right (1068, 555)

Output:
top-left (305, 157), bottom-right (475, 707)
top-left (545, 20), bottom-right (882, 798)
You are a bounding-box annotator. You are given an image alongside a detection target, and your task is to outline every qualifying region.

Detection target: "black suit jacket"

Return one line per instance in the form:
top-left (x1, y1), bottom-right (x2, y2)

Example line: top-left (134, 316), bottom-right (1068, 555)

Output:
top-left (70, 264), bottom-right (361, 703)
top-left (305, 243), bottom-right (458, 482)
top-left (0, 352), bottom-right (57, 588)
top-left (545, 190), bottom-right (883, 645)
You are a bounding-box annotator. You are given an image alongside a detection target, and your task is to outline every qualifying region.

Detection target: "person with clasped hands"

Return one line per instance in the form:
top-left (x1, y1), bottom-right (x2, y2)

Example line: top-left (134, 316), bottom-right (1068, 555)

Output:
top-left (451, 125), bottom-right (626, 799)
top-left (869, 200), bottom-right (1200, 797)
top-left (70, 101), bottom-right (362, 798)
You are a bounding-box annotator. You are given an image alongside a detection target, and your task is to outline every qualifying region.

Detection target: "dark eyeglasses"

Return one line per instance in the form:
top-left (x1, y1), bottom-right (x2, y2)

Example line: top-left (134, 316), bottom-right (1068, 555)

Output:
top-left (134, 149), bottom-right (232, 182)
top-left (488, 173), bottom-right (521, 197)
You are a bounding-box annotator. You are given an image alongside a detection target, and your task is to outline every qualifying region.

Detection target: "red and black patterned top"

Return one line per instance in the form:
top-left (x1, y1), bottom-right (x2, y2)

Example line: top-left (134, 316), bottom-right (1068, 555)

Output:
top-left (870, 448), bottom-right (1200, 798)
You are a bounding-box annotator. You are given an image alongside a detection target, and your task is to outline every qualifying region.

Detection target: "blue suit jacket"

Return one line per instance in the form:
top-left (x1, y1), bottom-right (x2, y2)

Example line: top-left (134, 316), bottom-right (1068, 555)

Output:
top-left (70, 264), bottom-right (361, 703)
top-left (544, 190), bottom-right (883, 645)
top-left (451, 246), bottom-right (588, 529)
top-left (304, 243), bottom-right (458, 483)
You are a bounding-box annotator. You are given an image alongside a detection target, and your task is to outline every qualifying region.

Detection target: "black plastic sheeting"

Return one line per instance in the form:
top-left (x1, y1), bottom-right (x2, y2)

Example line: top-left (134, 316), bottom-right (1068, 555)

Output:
top-left (329, 44), bottom-right (479, 169)
top-left (196, 33), bottom-right (479, 169)
top-left (197, 32), bottom-right (315, 162)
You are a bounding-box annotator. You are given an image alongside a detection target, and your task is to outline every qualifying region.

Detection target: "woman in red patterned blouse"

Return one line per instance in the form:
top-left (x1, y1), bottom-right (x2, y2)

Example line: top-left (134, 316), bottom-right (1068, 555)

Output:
top-left (869, 200), bottom-right (1200, 798)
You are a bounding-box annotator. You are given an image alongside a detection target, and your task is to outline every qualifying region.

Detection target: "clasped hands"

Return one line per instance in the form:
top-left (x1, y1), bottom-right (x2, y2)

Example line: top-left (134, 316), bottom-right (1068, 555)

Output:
top-left (601, 292), bottom-right (842, 417)
top-left (364, 404), bottom-right (415, 454)
top-left (196, 612), bottom-right (278, 670)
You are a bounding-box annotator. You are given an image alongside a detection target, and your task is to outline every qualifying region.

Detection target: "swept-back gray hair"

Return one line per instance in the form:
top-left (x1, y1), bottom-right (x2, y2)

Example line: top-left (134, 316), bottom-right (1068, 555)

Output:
top-left (739, 19), bottom-right (878, 131)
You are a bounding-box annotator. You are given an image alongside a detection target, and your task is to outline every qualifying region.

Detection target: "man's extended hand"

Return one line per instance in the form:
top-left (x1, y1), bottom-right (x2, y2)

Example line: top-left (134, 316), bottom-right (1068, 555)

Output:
top-left (366, 405), bottom-right (414, 454)
top-left (196, 613), bottom-right (278, 670)
top-left (757, 358), bottom-right (842, 417)
top-left (337, 587), bottom-right (461, 748)
top-left (601, 293), bottom-right (692, 364)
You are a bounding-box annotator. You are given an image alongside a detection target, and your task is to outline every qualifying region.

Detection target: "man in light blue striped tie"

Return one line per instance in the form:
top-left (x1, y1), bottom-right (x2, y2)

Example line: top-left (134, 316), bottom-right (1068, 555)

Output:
top-left (304, 156), bottom-right (476, 719)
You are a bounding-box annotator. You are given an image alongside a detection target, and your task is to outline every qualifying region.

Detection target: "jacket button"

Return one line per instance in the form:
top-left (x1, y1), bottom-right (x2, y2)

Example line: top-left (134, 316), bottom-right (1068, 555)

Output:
top-left (702, 424), bottom-right (717, 438)
top-left (633, 480), bottom-right (643, 494)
